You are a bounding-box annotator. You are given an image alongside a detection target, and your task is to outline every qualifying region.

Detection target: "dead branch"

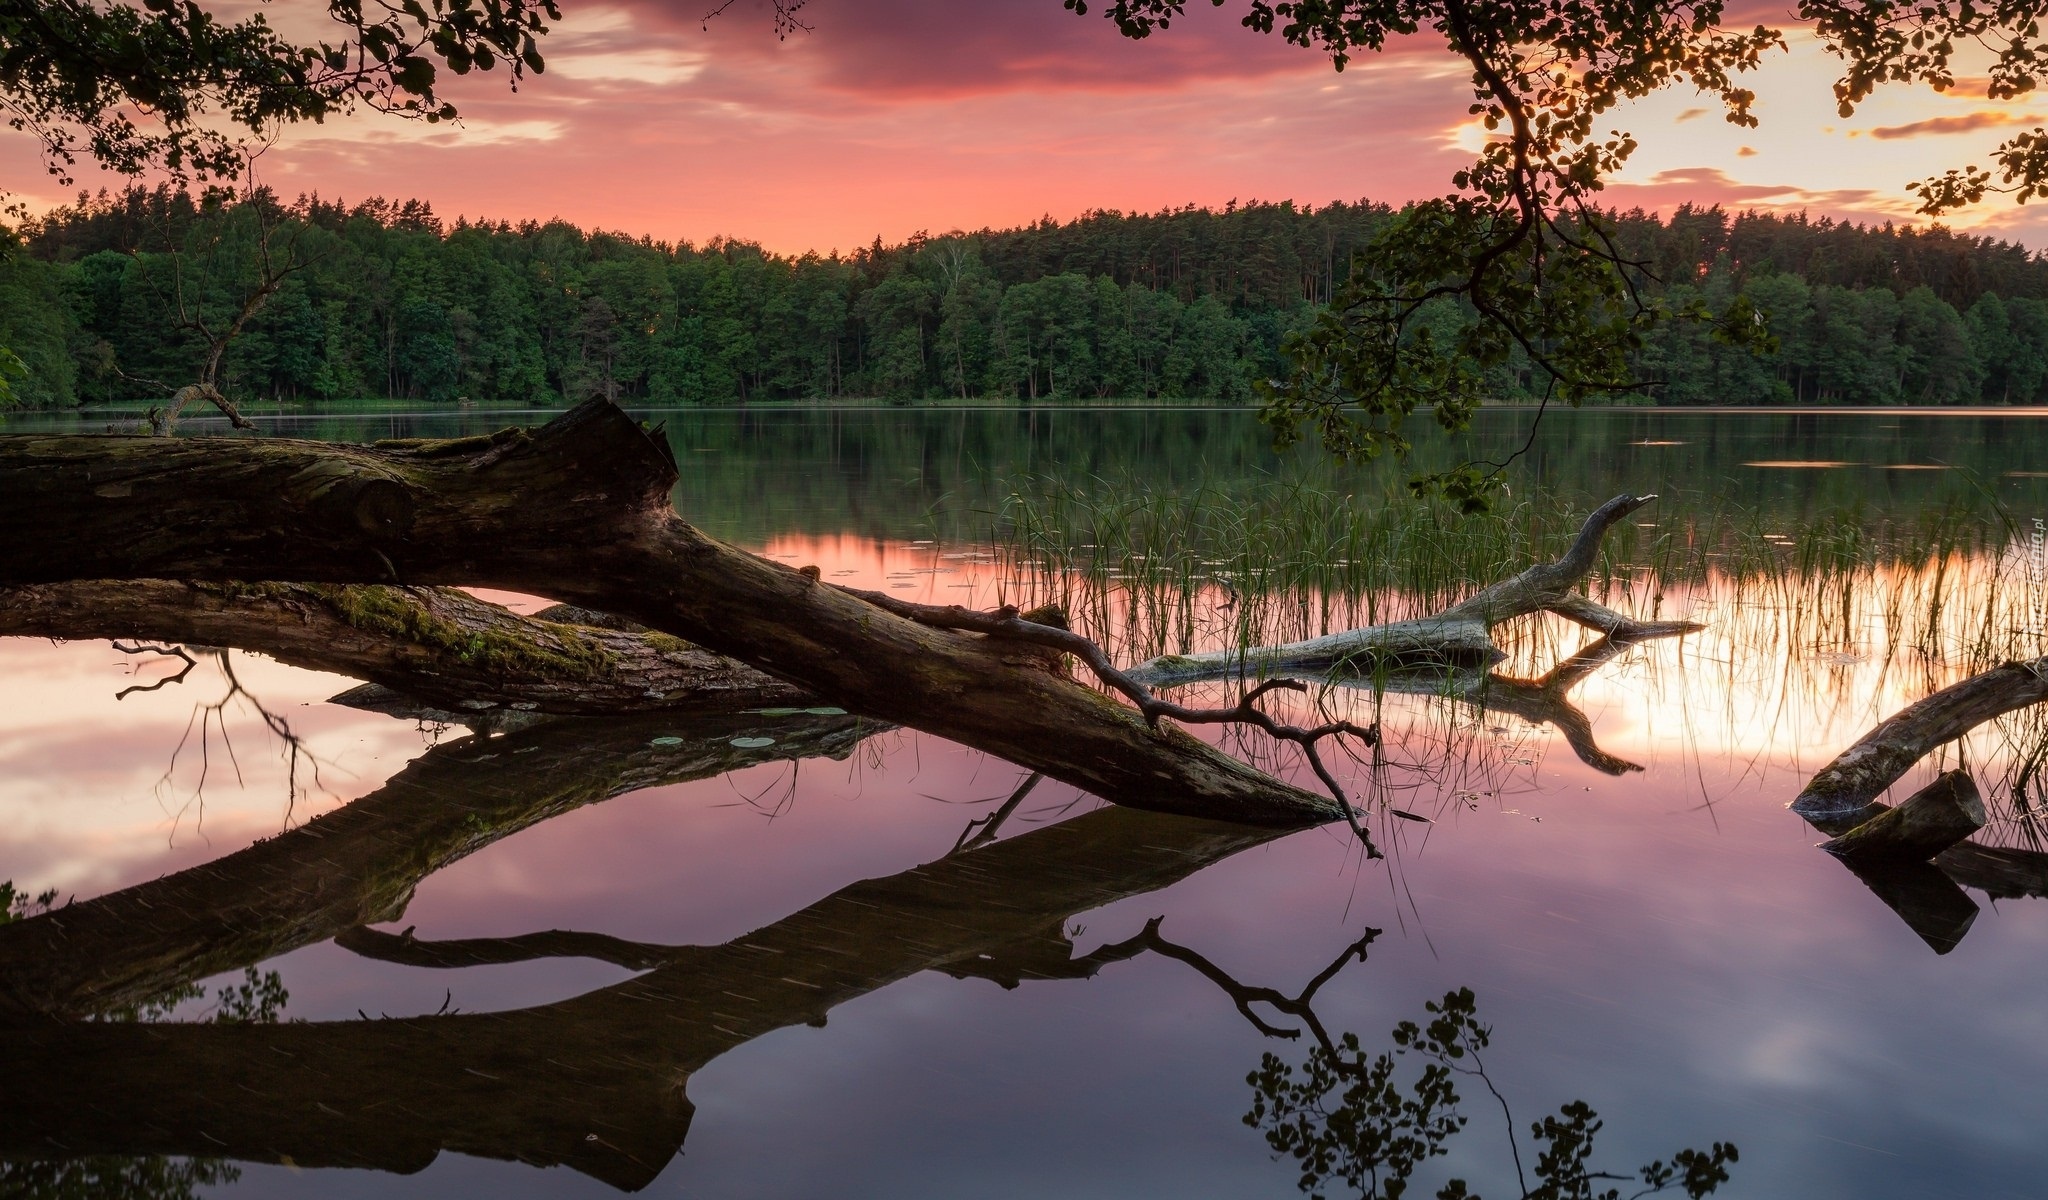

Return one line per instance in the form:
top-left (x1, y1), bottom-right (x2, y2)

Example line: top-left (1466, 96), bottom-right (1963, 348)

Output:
top-left (1792, 657), bottom-right (2048, 816)
top-left (1127, 493), bottom-right (1702, 688)
top-left (1332, 635), bottom-right (1651, 776)
top-left (108, 640), bottom-right (197, 699)
top-left (1822, 771), bottom-right (1986, 863)
top-left (840, 588), bottom-right (1382, 853)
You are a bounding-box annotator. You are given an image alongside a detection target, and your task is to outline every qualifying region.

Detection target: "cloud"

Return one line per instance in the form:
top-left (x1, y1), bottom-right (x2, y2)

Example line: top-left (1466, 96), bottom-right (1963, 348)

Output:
top-left (607, 0), bottom-right (1331, 99)
top-left (1869, 111), bottom-right (2043, 139)
top-left (1608, 166), bottom-right (1916, 223)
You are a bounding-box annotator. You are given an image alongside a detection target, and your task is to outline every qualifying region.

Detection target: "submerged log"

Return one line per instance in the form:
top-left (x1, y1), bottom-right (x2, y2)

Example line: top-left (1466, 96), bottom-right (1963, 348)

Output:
top-left (0, 804), bottom-right (1288, 1188)
top-left (1821, 770), bottom-right (1986, 863)
top-left (0, 579), bottom-right (812, 716)
top-left (1791, 658), bottom-right (2048, 817)
top-left (1127, 493), bottom-right (1702, 687)
top-left (0, 709), bottom-right (877, 1020)
top-left (0, 400), bottom-right (1338, 826)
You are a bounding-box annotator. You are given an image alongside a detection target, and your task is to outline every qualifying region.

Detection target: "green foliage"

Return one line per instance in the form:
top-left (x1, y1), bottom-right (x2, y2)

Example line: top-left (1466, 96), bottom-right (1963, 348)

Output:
top-left (0, 0), bottom-right (562, 183)
top-left (1245, 989), bottom-right (1737, 1200)
top-left (1075, 0), bottom-right (1786, 496)
top-left (1247, 1025), bottom-right (1466, 1199)
top-left (3, 189), bottom-right (2047, 415)
top-left (1065, 0), bottom-right (2048, 501)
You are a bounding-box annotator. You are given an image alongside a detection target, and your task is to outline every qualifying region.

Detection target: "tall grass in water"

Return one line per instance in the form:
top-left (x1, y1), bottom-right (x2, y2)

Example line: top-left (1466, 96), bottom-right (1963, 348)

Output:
top-left (985, 469), bottom-right (2048, 840)
top-left (988, 470), bottom-right (2018, 668)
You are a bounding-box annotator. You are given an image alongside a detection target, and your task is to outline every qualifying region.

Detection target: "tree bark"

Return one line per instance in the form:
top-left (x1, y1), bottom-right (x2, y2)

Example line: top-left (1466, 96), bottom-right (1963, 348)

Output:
top-left (1126, 493), bottom-right (1702, 687)
top-left (0, 804), bottom-right (1288, 1189)
top-left (0, 401), bottom-right (1338, 826)
top-left (0, 579), bottom-right (813, 716)
top-left (0, 709), bottom-right (876, 1020)
top-left (1791, 658), bottom-right (2048, 816)
top-left (1821, 770), bottom-right (1986, 863)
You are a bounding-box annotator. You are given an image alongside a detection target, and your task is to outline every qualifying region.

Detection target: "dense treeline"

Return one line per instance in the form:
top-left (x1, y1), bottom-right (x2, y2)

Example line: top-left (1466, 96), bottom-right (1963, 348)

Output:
top-left (3, 187), bottom-right (2048, 410)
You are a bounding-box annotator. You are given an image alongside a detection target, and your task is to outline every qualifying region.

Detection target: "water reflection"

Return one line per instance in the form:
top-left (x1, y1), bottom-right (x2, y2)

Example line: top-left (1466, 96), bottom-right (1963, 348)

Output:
top-left (0, 798), bottom-right (1286, 1188)
top-left (10, 410), bottom-right (2048, 1195)
top-left (0, 707), bottom-right (877, 1020)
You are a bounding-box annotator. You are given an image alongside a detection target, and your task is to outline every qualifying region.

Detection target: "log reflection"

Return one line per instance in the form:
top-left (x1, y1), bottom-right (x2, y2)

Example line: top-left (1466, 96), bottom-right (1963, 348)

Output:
top-left (1333, 633), bottom-right (1651, 775)
top-left (1797, 787), bottom-right (2048, 953)
top-left (0, 709), bottom-right (880, 1020)
top-left (0, 802), bottom-right (1290, 1189)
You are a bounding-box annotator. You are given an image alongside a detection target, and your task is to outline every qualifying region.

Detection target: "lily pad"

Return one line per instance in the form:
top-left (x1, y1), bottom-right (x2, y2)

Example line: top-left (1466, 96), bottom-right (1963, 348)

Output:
top-left (648, 736), bottom-right (685, 747)
top-left (751, 707), bottom-right (806, 716)
top-left (730, 736), bottom-right (777, 749)
top-left (803, 706), bottom-right (848, 716)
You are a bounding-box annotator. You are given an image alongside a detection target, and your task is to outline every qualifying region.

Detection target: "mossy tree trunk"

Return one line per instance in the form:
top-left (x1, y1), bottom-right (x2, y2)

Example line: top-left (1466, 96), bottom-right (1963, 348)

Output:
top-left (0, 580), bottom-right (814, 716)
top-left (0, 400), bottom-right (1340, 826)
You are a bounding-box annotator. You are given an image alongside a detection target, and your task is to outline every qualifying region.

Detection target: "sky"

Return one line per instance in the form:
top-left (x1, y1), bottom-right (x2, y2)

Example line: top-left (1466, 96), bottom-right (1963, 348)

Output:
top-left (12, 0), bottom-right (2048, 252)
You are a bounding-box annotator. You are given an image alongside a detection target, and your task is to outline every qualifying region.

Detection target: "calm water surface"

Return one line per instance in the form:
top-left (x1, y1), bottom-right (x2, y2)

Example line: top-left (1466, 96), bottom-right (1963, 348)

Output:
top-left (5, 407), bottom-right (2048, 1199)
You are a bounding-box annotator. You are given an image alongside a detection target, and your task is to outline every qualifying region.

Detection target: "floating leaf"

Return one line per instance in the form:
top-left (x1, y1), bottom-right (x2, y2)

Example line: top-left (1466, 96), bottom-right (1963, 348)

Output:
top-left (648, 736), bottom-right (684, 747)
top-left (730, 736), bottom-right (776, 749)
top-left (803, 706), bottom-right (848, 715)
top-left (752, 707), bottom-right (805, 716)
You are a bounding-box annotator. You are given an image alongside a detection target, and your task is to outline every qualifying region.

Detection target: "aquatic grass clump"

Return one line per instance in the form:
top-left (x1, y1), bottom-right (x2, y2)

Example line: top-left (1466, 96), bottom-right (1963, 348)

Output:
top-left (988, 469), bottom-right (2032, 669)
top-left (988, 470), bottom-right (1605, 664)
top-left (982, 469), bottom-right (2048, 840)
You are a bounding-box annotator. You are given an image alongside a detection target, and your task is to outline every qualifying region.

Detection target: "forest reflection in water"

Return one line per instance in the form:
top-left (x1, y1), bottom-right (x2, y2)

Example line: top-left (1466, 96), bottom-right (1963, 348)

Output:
top-left (6, 430), bottom-right (2048, 1194)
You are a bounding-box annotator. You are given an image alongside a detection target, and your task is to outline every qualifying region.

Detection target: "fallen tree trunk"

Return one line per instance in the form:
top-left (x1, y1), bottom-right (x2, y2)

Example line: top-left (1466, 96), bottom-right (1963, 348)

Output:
top-left (0, 401), bottom-right (1339, 825)
top-left (1126, 493), bottom-right (1702, 687)
top-left (0, 709), bottom-right (875, 1020)
top-left (1791, 657), bottom-right (2048, 816)
top-left (1821, 770), bottom-right (1986, 863)
top-left (0, 579), bottom-right (812, 716)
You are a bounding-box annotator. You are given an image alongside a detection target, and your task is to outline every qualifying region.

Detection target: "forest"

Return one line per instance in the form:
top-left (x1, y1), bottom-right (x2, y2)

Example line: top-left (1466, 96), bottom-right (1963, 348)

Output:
top-left (2, 186), bottom-right (2047, 411)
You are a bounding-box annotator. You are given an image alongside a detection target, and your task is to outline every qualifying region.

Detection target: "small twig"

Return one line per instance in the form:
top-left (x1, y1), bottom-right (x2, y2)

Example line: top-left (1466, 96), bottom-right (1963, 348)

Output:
top-left (110, 641), bottom-right (198, 699)
top-left (1123, 916), bottom-right (1382, 1062)
top-left (951, 771), bottom-right (1044, 854)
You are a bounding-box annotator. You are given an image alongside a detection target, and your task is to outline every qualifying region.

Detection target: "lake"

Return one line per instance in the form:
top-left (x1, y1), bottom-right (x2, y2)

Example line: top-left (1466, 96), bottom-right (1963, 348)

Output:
top-left (4, 405), bottom-right (2048, 1199)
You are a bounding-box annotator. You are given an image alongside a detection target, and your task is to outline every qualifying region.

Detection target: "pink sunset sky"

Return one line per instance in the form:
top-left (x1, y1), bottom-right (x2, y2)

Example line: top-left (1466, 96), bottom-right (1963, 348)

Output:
top-left (12, 0), bottom-right (2048, 252)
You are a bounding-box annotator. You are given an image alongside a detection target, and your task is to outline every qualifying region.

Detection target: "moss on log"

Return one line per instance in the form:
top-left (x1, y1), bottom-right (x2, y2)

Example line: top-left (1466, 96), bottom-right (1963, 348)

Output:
top-left (0, 401), bottom-right (1337, 826)
top-left (1821, 770), bottom-right (1986, 863)
top-left (0, 580), bottom-right (811, 715)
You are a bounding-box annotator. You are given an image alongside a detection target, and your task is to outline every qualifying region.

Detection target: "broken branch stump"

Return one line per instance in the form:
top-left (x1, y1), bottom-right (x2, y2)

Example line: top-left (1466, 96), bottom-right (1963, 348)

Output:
top-left (1821, 770), bottom-right (1986, 863)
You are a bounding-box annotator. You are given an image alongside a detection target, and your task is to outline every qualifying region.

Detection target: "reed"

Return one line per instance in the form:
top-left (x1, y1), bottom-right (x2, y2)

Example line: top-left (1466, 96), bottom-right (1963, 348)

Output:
top-left (982, 468), bottom-right (2048, 843)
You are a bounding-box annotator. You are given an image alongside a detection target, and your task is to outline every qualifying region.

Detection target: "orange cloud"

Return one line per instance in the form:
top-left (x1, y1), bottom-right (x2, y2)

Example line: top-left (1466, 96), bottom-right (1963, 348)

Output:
top-left (1868, 111), bottom-right (2042, 139)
